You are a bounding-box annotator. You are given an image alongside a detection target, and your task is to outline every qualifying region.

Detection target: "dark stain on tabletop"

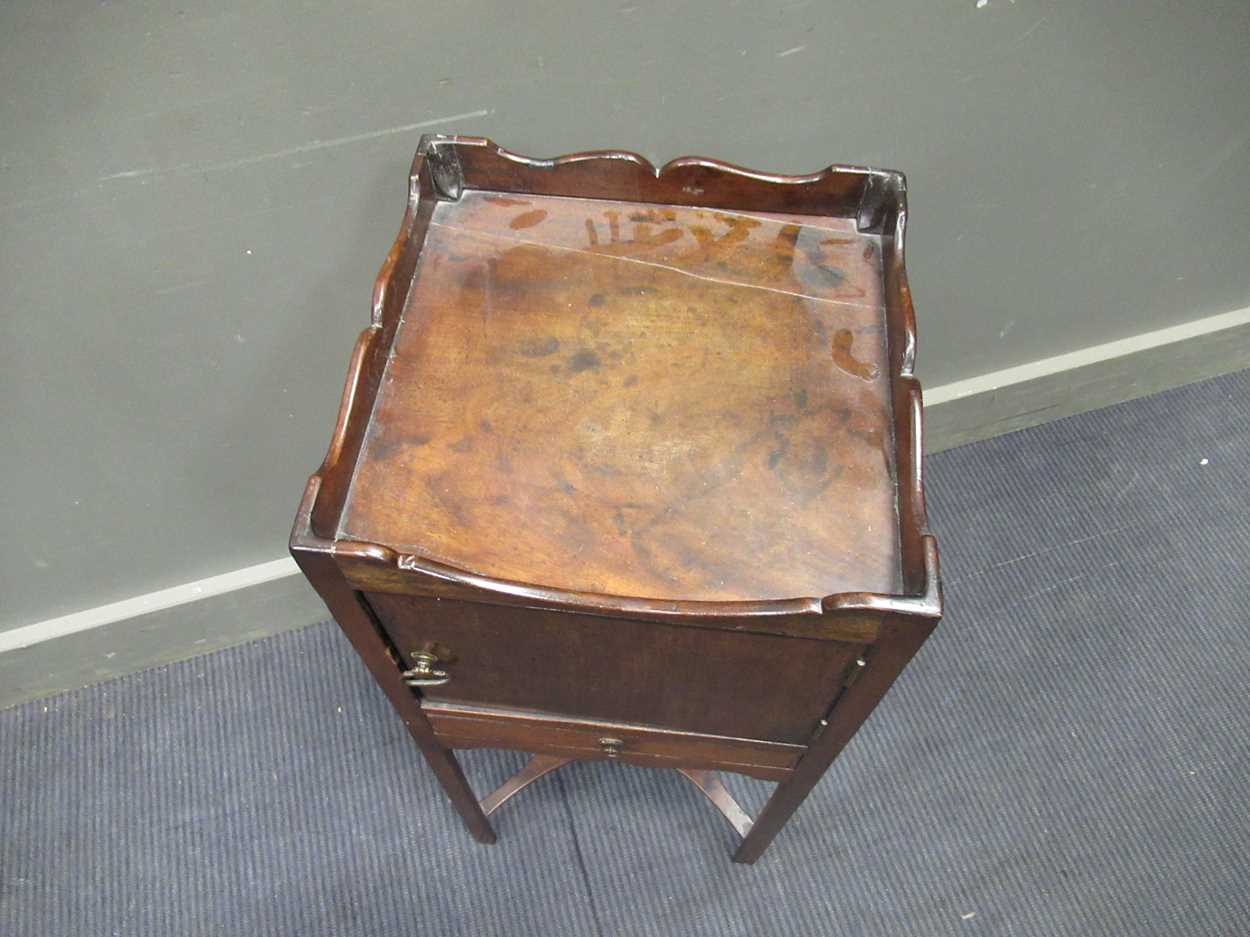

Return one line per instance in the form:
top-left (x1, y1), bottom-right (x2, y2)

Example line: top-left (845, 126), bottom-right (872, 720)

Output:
top-left (768, 436), bottom-right (790, 470)
top-left (518, 336), bottom-right (561, 357)
top-left (803, 247), bottom-right (846, 287)
top-left (363, 430), bottom-right (424, 462)
top-left (568, 349), bottom-right (602, 373)
top-left (424, 472), bottom-right (471, 527)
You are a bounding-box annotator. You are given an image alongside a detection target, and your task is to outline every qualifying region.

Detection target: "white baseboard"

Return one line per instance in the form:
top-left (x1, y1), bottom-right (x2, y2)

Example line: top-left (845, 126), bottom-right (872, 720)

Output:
top-left (924, 304), bottom-right (1250, 451)
top-left (2, 304), bottom-right (1248, 708)
top-left (0, 558), bottom-right (299, 654)
top-left (924, 306), bottom-right (1250, 410)
top-left (0, 563), bottom-right (326, 710)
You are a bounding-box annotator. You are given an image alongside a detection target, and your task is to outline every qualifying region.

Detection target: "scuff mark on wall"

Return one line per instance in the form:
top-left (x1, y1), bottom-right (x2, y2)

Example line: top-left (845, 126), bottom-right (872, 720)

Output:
top-left (95, 109), bottom-right (494, 185)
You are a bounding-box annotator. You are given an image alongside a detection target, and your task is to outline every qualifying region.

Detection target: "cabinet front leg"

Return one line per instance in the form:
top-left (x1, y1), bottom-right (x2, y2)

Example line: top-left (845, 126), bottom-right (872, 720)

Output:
top-left (292, 542), bottom-right (496, 844)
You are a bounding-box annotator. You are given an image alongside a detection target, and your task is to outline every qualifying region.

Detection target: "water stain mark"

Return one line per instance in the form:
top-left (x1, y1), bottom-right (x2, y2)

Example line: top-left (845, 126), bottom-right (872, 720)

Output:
top-left (518, 336), bottom-right (561, 357)
top-left (368, 431), bottom-right (428, 461)
top-left (510, 209), bottom-right (548, 229)
top-left (831, 329), bottom-right (880, 380)
top-left (628, 209), bottom-right (677, 224)
top-left (803, 246), bottom-right (846, 286)
top-left (568, 349), bottom-right (602, 373)
top-left (768, 437), bottom-right (790, 469)
top-left (636, 226), bottom-right (683, 248)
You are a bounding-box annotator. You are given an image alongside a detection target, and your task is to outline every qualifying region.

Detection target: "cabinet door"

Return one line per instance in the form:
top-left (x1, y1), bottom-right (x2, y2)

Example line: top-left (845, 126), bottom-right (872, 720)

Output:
top-left (364, 592), bottom-right (861, 744)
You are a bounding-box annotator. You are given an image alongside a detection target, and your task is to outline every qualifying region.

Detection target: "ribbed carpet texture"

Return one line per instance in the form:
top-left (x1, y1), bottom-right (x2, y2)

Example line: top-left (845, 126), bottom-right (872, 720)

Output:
top-left (4, 370), bottom-right (1250, 936)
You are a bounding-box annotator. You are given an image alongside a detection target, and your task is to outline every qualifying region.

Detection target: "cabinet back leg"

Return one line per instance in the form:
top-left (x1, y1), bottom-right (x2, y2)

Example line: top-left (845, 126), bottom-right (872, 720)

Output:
top-left (735, 620), bottom-right (936, 863)
top-left (732, 769), bottom-right (816, 863)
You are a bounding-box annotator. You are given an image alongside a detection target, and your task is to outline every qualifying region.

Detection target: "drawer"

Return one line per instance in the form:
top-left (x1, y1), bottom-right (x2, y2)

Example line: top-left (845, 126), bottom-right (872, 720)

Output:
top-left (365, 591), bottom-right (861, 744)
top-left (423, 700), bottom-right (804, 782)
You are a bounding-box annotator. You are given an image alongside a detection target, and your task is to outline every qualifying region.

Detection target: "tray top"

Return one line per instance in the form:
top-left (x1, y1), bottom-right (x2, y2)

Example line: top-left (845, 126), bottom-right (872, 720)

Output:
top-left (339, 190), bottom-right (902, 602)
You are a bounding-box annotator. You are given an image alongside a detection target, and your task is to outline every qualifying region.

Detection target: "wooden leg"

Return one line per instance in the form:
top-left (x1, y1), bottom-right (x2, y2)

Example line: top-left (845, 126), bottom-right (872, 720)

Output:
top-left (291, 536), bottom-right (496, 844)
top-left (417, 747), bottom-right (497, 844)
top-left (480, 754), bottom-right (574, 817)
top-left (731, 764), bottom-right (818, 863)
top-left (734, 618), bottom-right (936, 863)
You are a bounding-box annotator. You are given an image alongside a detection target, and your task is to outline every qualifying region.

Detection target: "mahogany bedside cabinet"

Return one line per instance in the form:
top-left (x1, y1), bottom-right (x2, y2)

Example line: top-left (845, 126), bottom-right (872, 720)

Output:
top-left (290, 135), bottom-right (942, 863)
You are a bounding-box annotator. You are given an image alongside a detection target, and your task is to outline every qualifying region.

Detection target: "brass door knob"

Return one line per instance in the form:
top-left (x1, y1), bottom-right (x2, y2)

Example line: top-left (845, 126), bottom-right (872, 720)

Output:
top-left (402, 650), bottom-right (450, 687)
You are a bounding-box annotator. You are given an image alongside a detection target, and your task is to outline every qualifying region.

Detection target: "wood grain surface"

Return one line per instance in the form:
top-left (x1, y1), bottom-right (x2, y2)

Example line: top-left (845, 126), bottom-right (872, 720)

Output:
top-left (340, 190), bottom-right (901, 602)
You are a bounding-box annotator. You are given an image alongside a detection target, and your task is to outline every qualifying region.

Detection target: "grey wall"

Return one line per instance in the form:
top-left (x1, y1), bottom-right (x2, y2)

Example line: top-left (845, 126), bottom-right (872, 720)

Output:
top-left (3, 0), bottom-right (1249, 632)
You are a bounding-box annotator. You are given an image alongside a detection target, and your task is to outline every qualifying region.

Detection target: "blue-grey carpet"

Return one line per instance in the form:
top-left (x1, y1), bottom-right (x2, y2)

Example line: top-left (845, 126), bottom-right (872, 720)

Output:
top-left (3, 369), bottom-right (1249, 936)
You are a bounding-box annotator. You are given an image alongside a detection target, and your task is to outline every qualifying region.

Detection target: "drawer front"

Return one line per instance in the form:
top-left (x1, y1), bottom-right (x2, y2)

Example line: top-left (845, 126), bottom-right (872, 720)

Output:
top-left (423, 701), bottom-right (802, 781)
top-left (365, 591), bottom-right (860, 744)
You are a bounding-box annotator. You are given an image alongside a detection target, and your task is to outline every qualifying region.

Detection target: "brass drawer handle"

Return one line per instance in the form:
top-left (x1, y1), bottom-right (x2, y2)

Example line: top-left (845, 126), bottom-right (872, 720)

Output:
top-left (599, 736), bottom-right (625, 758)
top-left (402, 650), bottom-right (450, 688)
